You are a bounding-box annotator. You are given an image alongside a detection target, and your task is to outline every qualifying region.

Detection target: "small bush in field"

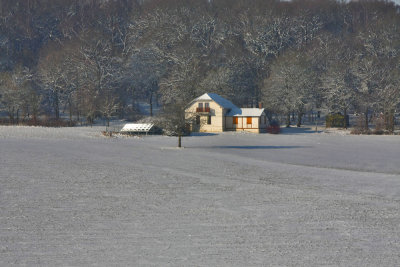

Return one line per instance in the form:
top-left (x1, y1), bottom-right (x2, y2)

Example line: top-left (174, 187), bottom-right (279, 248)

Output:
top-left (326, 113), bottom-right (349, 128)
top-left (351, 115), bottom-right (370, 135)
top-left (350, 114), bottom-right (393, 135)
top-left (267, 120), bottom-right (281, 134)
top-left (372, 114), bottom-right (385, 135)
top-left (101, 131), bottom-right (113, 137)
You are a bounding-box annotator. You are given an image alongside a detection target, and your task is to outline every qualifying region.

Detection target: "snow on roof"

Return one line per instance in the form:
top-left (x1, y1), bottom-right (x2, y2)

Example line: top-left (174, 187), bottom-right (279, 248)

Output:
top-left (189, 93), bottom-right (265, 117)
top-left (194, 93), bottom-right (239, 110)
top-left (121, 123), bottom-right (154, 132)
top-left (226, 108), bottom-right (265, 117)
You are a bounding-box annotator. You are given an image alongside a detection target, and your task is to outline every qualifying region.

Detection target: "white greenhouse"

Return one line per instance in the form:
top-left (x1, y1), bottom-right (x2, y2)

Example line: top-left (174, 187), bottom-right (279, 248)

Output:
top-left (120, 123), bottom-right (161, 135)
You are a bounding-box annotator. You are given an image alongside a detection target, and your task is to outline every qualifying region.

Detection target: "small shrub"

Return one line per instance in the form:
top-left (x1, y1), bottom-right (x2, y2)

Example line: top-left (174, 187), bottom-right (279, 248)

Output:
top-left (267, 120), bottom-right (281, 134)
top-left (351, 114), bottom-right (393, 135)
top-left (372, 129), bottom-right (384, 135)
top-left (0, 118), bottom-right (11, 125)
top-left (326, 113), bottom-right (349, 128)
top-left (372, 114), bottom-right (385, 135)
top-left (101, 131), bottom-right (113, 137)
top-left (351, 114), bottom-right (369, 134)
top-left (350, 127), bottom-right (369, 135)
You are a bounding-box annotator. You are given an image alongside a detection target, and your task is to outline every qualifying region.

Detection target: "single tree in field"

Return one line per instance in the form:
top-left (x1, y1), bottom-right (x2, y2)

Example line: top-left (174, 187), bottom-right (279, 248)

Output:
top-left (158, 103), bottom-right (192, 148)
top-left (98, 89), bottom-right (119, 128)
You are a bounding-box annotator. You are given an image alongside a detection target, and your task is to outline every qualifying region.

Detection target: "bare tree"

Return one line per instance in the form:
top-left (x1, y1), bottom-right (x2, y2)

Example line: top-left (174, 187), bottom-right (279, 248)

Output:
top-left (0, 67), bottom-right (37, 124)
top-left (37, 43), bottom-right (72, 120)
top-left (157, 102), bottom-right (197, 148)
top-left (73, 31), bottom-right (125, 124)
top-left (262, 50), bottom-right (318, 127)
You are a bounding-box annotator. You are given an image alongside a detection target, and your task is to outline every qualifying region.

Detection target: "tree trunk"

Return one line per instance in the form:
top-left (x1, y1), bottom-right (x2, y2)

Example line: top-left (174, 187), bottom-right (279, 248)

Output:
top-left (385, 109), bottom-right (395, 133)
top-left (131, 86), bottom-right (135, 111)
top-left (155, 93), bottom-right (159, 109)
top-left (149, 91), bottom-right (153, 117)
top-left (77, 110), bottom-right (81, 125)
top-left (178, 134), bottom-right (182, 148)
top-left (389, 110), bottom-right (395, 133)
top-left (54, 91), bottom-right (60, 120)
top-left (296, 112), bottom-right (303, 127)
top-left (8, 107), bottom-right (15, 124)
top-left (16, 109), bottom-right (19, 125)
top-left (87, 114), bottom-right (93, 127)
top-left (32, 111), bottom-right (37, 125)
top-left (69, 99), bottom-right (73, 122)
top-left (286, 112), bottom-right (291, 128)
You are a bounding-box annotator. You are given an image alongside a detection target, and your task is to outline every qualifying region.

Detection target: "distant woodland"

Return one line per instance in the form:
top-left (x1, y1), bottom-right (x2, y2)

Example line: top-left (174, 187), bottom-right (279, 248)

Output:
top-left (0, 0), bottom-right (399, 130)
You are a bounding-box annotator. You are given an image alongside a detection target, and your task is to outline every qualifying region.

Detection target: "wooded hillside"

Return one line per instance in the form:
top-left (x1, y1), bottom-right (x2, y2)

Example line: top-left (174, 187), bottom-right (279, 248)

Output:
top-left (1, 0), bottom-right (399, 130)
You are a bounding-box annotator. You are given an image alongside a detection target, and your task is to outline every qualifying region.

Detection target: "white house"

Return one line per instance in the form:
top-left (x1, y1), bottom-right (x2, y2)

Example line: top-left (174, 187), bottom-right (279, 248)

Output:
top-left (185, 93), bottom-right (267, 133)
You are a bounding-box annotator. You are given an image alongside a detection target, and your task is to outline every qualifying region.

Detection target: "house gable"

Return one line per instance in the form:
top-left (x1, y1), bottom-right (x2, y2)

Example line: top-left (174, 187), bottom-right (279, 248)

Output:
top-left (186, 93), bottom-right (239, 113)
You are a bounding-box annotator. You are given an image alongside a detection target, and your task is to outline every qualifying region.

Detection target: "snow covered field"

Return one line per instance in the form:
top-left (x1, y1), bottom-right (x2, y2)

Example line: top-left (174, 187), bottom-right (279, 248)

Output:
top-left (1, 126), bottom-right (400, 266)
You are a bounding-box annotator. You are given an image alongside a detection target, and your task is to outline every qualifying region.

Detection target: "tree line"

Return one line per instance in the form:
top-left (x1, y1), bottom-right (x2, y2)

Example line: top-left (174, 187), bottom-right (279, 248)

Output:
top-left (0, 0), bottom-right (399, 131)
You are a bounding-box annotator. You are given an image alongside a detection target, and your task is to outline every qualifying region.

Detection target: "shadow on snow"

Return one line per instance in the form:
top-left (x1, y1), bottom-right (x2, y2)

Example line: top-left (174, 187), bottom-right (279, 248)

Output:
top-left (188, 127), bottom-right (322, 136)
top-left (188, 132), bottom-right (219, 137)
top-left (280, 127), bottom-right (322, 135)
top-left (193, 145), bottom-right (312, 149)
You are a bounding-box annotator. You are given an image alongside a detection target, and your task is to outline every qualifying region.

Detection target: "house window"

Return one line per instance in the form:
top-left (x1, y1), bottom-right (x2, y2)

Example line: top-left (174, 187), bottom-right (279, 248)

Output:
top-left (204, 102), bottom-right (210, 112)
top-left (247, 117), bottom-right (252, 124)
top-left (233, 117), bottom-right (238, 125)
top-left (197, 103), bottom-right (205, 112)
top-left (207, 115), bottom-right (211, 124)
top-left (196, 115), bottom-right (200, 125)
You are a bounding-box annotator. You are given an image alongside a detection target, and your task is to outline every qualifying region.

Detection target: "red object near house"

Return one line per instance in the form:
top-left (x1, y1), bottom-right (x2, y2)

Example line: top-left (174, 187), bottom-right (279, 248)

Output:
top-left (267, 121), bottom-right (281, 134)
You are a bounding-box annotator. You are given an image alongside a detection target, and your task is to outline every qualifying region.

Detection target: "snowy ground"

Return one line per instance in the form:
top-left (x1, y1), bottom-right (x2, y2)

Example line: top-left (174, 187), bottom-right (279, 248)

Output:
top-left (1, 126), bottom-right (400, 266)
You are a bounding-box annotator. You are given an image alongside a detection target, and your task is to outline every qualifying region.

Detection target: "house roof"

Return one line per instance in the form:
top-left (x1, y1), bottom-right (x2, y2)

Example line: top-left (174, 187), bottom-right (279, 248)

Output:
top-left (121, 123), bottom-right (154, 132)
top-left (226, 108), bottom-right (265, 117)
top-left (193, 93), bottom-right (239, 110)
top-left (188, 93), bottom-right (265, 117)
